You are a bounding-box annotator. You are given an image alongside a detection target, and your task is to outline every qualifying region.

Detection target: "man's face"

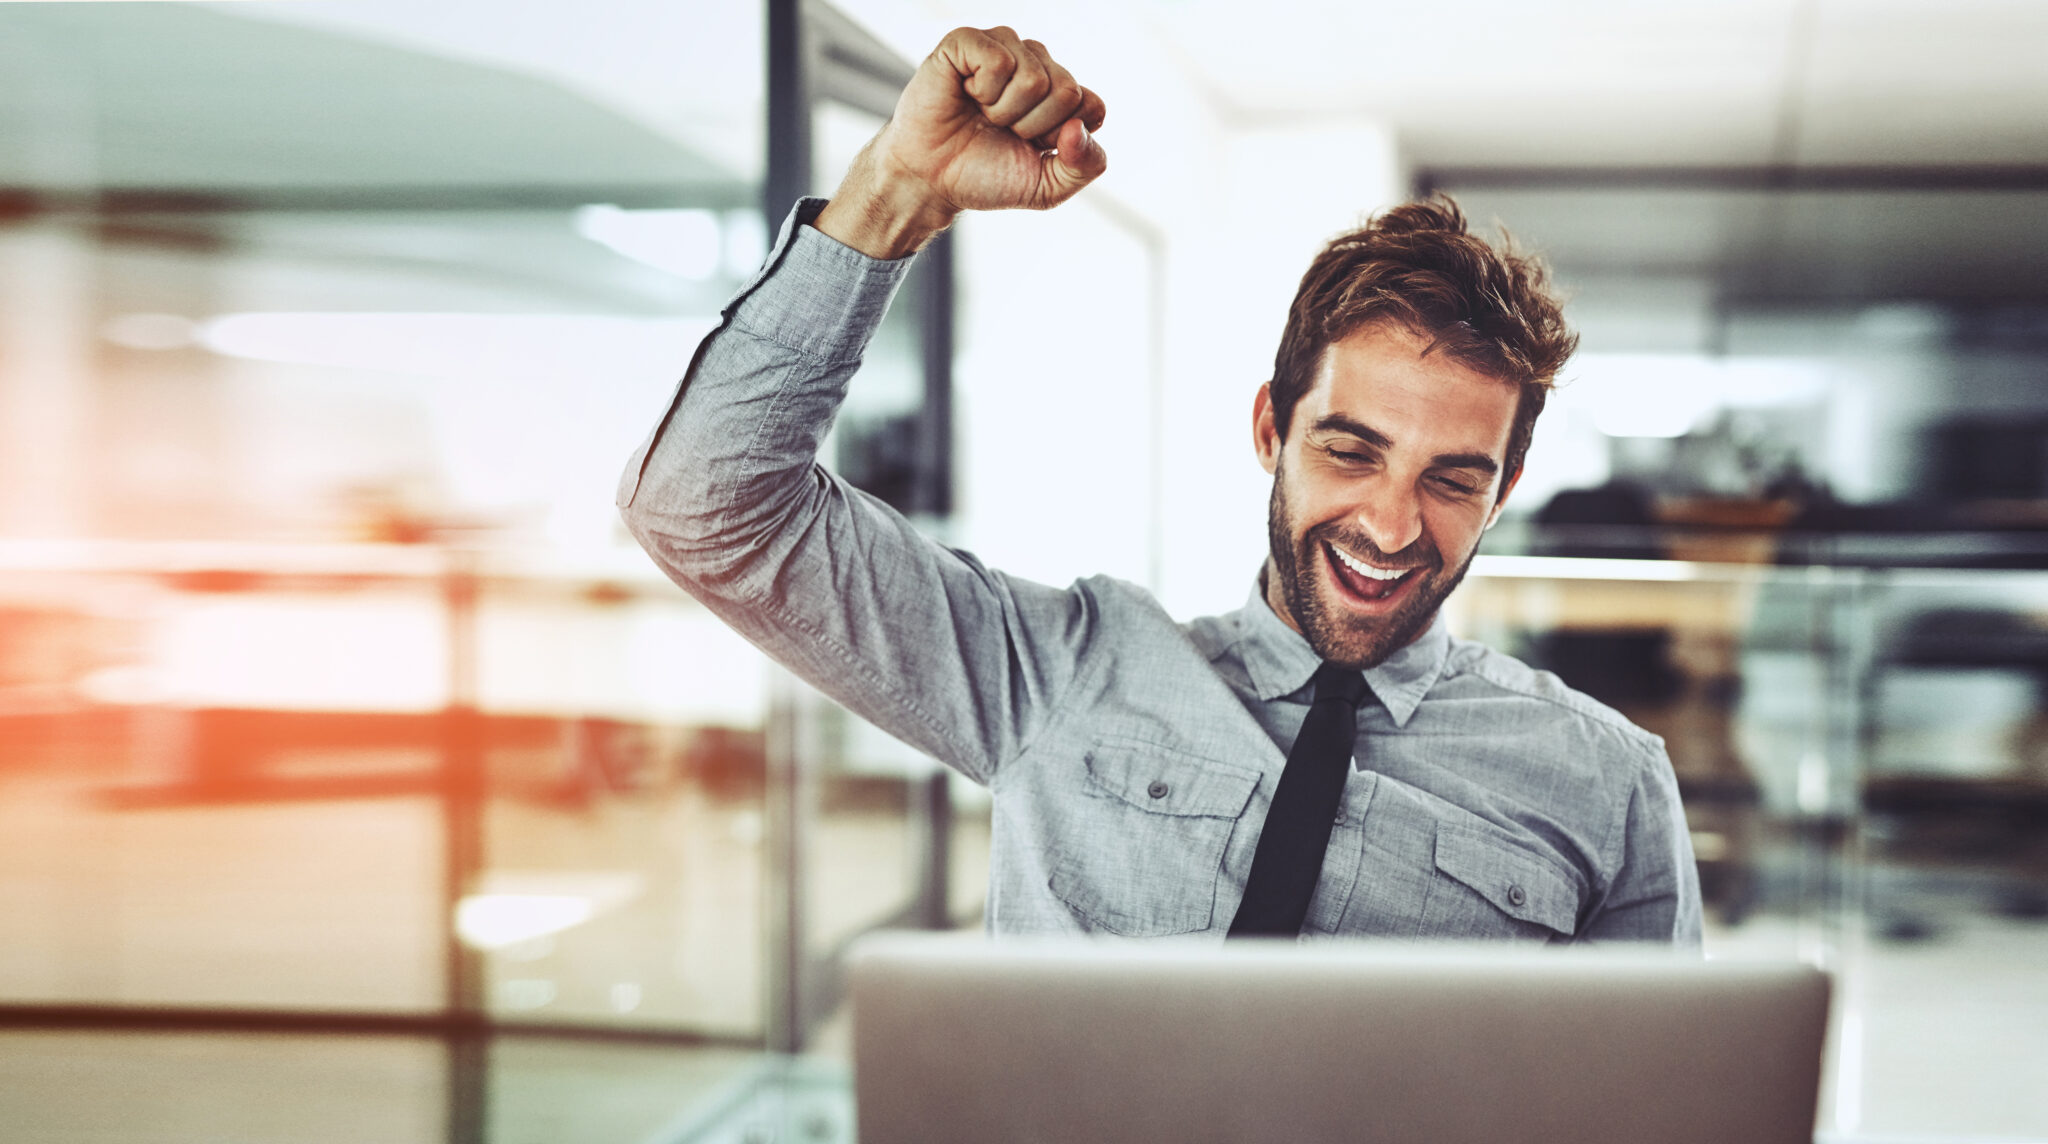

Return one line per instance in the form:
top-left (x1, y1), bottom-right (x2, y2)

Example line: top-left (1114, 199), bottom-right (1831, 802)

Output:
top-left (1254, 322), bottom-right (1521, 670)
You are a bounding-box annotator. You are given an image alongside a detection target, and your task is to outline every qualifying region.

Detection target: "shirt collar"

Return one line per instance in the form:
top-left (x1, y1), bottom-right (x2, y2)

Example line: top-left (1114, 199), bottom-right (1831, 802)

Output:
top-left (1234, 572), bottom-right (1452, 728)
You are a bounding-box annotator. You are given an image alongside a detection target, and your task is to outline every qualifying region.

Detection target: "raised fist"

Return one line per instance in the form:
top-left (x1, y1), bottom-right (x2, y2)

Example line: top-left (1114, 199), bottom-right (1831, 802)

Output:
top-left (817, 26), bottom-right (1108, 259)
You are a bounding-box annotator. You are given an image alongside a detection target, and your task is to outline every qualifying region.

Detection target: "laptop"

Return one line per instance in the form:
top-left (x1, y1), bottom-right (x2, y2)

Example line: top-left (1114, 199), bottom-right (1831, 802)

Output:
top-left (850, 935), bottom-right (1830, 1144)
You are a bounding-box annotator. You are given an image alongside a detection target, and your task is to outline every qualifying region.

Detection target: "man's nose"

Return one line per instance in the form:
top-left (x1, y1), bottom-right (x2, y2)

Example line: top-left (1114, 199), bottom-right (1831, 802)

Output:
top-left (1354, 483), bottom-right (1423, 556)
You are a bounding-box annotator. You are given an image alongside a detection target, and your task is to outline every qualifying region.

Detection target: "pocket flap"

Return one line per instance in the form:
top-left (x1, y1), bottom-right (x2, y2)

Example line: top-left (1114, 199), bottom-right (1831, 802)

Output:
top-left (1082, 742), bottom-right (1260, 819)
top-left (1433, 827), bottom-right (1579, 934)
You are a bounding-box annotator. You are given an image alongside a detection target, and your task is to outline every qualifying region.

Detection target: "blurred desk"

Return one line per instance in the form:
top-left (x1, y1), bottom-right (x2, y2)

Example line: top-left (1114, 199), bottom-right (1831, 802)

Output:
top-left (1460, 554), bottom-right (1766, 636)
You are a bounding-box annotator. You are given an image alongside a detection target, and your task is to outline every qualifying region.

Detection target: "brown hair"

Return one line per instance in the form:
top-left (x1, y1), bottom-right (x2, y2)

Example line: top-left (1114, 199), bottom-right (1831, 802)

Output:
top-left (1268, 194), bottom-right (1577, 494)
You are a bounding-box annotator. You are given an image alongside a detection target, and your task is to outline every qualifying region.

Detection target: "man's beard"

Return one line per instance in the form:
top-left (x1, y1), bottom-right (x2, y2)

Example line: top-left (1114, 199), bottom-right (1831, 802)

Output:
top-left (1266, 462), bottom-right (1478, 670)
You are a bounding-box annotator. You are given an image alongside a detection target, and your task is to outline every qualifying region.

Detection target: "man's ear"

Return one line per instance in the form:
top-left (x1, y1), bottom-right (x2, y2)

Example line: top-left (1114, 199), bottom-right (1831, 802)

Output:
top-left (1484, 463), bottom-right (1523, 530)
top-left (1253, 382), bottom-right (1281, 476)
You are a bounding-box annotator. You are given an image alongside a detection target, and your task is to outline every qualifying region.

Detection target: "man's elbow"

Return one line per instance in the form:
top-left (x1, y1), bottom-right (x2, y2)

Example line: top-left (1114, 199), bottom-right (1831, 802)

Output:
top-left (619, 464), bottom-right (805, 603)
top-left (621, 489), bottom-right (739, 586)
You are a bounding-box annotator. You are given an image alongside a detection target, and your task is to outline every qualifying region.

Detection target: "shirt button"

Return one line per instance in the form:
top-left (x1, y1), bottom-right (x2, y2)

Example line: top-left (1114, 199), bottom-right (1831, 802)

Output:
top-left (1147, 780), bottom-right (1169, 799)
top-left (1507, 884), bottom-right (1527, 908)
top-left (1332, 809), bottom-right (1347, 826)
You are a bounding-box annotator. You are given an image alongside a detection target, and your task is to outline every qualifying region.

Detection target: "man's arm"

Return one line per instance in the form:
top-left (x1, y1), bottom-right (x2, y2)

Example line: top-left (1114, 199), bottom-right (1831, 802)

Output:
top-left (1580, 747), bottom-right (1705, 947)
top-left (618, 29), bottom-right (1109, 784)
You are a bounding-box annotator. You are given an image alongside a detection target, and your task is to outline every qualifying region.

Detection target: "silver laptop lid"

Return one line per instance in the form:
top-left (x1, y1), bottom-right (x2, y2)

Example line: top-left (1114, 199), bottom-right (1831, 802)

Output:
top-left (851, 936), bottom-right (1830, 1144)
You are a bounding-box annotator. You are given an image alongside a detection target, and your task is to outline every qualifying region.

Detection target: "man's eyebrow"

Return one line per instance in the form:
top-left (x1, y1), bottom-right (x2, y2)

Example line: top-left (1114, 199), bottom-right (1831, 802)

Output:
top-left (1431, 451), bottom-right (1499, 475)
top-left (1309, 414), bottom-right (1391, 451)
top-left (1309, 413), bottom-right (1498, 475)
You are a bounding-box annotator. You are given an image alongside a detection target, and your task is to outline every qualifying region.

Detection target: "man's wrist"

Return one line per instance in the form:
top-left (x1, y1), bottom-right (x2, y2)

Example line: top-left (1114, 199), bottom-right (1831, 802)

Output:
top-left (813, 151), bottom-right (958, 261)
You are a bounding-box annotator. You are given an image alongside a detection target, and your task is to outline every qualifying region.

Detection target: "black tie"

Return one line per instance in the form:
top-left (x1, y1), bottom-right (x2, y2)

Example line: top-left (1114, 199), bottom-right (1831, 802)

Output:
top-left (1228, 663), bottom-right (1370, 938)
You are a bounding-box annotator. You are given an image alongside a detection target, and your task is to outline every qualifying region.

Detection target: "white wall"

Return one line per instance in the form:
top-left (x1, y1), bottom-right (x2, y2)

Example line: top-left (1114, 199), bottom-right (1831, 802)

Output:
top-left (949, 202), bottom-right (1157, 591)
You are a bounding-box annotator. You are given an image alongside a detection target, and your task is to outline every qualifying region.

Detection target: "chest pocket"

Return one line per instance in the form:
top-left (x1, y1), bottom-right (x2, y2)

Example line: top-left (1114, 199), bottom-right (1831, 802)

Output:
top-left (1340, 774), bottom-right (1582, 941)
top-left (1422, 825), bottom-right (1580, 940)
top-left (1048, 740), bottom-right (1261, 937)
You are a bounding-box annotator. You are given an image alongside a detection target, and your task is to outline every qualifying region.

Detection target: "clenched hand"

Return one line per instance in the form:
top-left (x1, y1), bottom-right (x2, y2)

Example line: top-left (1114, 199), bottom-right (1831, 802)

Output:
top-left (816, 26), bottom-right (1108, 260)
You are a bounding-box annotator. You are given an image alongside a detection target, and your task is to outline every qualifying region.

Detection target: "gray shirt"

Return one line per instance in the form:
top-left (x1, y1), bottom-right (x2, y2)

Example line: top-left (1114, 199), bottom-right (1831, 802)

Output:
top-left (620, 198), bottom-right (1702, 946)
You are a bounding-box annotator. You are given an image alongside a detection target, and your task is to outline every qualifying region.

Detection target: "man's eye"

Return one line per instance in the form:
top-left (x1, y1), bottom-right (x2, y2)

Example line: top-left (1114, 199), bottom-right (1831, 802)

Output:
top-left (1433, 476), bottom-right (1478, 495)
top-left (1327, 448), bottom-right (1371, 464)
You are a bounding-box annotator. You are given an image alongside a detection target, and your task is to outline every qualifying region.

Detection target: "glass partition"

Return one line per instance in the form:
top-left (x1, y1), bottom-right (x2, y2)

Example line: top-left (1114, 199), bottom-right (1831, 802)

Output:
top-left (0, 546), bottom-right (778, 1035)
top-left (0, 2), bottom-right (776, 1140)
top-left (469, 563), bottom-right (774, 1036)
top-left (0, 547), bottom-right (450, 1014)
top-left (1449, 553), bottom-right (2048, 1141)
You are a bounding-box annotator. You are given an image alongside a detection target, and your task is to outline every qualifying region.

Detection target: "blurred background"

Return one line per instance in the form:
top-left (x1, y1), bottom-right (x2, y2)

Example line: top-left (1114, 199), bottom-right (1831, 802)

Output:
top-left (1, 1), bottom-right (2044, 1141)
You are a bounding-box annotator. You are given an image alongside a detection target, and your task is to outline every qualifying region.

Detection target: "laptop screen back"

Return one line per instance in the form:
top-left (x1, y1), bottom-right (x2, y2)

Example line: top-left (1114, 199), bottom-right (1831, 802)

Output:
top-left (851, 937), bottom-right (1830, 1144)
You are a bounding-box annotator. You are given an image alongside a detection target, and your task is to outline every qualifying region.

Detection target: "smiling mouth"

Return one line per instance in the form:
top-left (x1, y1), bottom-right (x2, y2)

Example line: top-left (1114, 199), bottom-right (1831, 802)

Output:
top-left (1324, 540), bottom-right (1425, 604)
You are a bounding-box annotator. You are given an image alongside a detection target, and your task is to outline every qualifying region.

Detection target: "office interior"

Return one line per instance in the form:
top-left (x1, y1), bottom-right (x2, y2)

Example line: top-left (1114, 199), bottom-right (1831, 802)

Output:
top-left (0, 0), bottom-right (2044, 1140)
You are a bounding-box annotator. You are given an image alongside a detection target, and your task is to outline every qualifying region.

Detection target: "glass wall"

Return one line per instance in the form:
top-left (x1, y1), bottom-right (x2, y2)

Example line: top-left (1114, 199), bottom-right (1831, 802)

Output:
top-left (1434, 170), bottom-right (2048, 1140)
top-left (1447, 544), bottom-right (2048, 1140)
top-left (0, 5), bottom-right (783, 1138)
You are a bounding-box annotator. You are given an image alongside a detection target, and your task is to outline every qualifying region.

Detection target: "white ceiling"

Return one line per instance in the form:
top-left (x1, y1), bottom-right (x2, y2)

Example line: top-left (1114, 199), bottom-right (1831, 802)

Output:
top-left (848, 0), bottom-right (2046, 168)
top-left (1137, 0), bottom-right (2048, 168)
top-left (841, 0), bottom-right (2048, 305)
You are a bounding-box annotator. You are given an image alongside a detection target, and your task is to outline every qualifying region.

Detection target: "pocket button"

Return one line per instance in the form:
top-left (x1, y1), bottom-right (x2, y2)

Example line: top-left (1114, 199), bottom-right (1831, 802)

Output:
top-left (1146, 780), bottom-right (1170, 799)
top-left (1507, 884), bottom-right (1527, 908)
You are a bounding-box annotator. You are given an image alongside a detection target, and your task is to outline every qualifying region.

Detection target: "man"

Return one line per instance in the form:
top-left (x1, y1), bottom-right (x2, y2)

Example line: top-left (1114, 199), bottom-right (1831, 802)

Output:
top-left (620, 27), bottom-right (1701, 945)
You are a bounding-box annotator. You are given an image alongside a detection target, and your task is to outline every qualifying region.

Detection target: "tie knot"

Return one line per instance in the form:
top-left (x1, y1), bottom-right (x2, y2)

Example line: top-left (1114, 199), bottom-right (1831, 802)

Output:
top-left (1311, 663), bottom-right (1370, 707)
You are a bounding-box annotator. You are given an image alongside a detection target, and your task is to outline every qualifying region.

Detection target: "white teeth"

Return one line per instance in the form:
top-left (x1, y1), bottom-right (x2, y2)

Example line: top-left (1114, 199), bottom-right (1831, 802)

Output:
top-left (1331, 544), bottom-right (1412, 580)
